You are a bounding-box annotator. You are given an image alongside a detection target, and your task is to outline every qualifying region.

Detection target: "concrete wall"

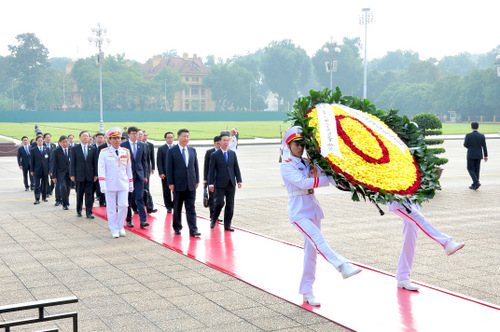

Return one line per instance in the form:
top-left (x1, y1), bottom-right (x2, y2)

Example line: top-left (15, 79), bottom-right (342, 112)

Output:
top-left (0, 111), bottom-right (287, 122)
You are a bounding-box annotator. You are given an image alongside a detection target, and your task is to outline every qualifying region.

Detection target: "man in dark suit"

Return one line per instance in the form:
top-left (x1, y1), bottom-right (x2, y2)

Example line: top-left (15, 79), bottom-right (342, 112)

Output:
top-left (51, 135), bottom-right (72, 210)
top-left (208, 133), bottom-right (242, 231)
top-left (464, 121), bottom-right (488, 190)
top-left (92, 132), bottom-right (106, 206)
top-left (157, 131), bottom-right (174, 213)
top-left (70, 130), bottom-right (97, 218)
top-left (121, 126), bottom-right (149, 228)
top-left (43, 133), bottom-right (57, 197)
top-left (203, 136), bottom-right (221, 220)
top-left (17, 136), bottom-right (33, 191)
top-left (30, 136), bottom-right (50, 204)
top-left (141, 130), bottom-right (157, 214)
top-left (166, 128), bottom-right (200, 237)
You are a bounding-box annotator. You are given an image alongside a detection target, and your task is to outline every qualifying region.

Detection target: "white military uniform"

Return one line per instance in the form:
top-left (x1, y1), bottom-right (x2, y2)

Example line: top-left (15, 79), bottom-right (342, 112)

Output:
top-left (388, 201), bottom-right (453, 281)
top-left (98, 146), bottom-right (133, 237)
top-left (281, 154), bottom-right (348, 295)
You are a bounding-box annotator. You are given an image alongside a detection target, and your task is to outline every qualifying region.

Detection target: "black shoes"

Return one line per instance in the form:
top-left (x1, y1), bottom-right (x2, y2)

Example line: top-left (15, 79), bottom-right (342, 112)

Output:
top-left (147, 209), bottom-right (157, 214)
top-left (25, 188), bottom-right (29, 191)
top-left (77, 212), bottom-right (82, 217)
top-left (174, 230), bottom-right (181, 235)
top-left (469, 183), bottom-right (481, 190)
top-left (63, 205), bottom-right (69, 210)
top-left (126, 221), bottom-right (134, 227)
top-left (34, 200), bottom-right (40, 205)
top-left (55, 201), bottom-right (60, 206)
top-left (42, 199), bottom-right (48, 202)
top-left (225, 227), bottom-right (235, 232)
top-left (190, 231), bottom-right (201, 237)
top-left (140, 221), bottom-right (149, 229)
top-left (167, 208), bottom-right (172, 213)
top-left (87, 214), bottom-right (95, 219)
top-left (210, 220), bottom-right (216, 229)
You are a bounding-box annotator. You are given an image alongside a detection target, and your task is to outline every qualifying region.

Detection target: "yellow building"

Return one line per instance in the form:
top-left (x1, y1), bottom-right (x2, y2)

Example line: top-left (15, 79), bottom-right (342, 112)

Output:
top-left (141, 53), bottom-right (215, 111)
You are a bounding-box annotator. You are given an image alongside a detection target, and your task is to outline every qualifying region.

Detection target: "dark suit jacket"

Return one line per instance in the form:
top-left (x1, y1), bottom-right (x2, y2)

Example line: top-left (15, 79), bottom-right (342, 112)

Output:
top-left (45, 142), bottom-right (57, 155)
top-left (121, 140), bottom-right (147, 181)
top-left (156, 144), bottom-right (170, 176)
top-left (70, 144), bottom-right (97, 182)
top-left (203, 147), bottom-right (216, 182)
top-left (464, 130), bottom-right (488, 160)
top-left (166, 144), bottom-right (199, 192)
top-left (208, 149), bottom-right (242, 188)
top-left (146, 141), bottom-right (155, 173)
top-left (30, 145), bottom-right (50, 177)
top-left (51, 146), bottom-right (71, 180)
top-left (98, 142), bottom-right (110, 155)
top-left (17, 145), bottom-right (31, 169)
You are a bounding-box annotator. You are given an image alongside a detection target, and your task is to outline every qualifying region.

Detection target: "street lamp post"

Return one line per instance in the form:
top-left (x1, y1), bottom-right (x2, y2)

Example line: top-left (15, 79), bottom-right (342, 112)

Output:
top-left (360, 8), bottom-right (373, 100)
top-left (88, 23), bottom-right (110, 133)
top-left (323, 41), bottom-right (341, 91)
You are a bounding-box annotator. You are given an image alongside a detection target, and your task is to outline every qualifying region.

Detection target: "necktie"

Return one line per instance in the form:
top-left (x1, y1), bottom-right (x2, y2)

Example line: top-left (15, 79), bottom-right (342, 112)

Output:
top-left (40, 147), bottom-right (43, 154)
top-left (182, 147), bottom-right (188, 166)
top-left (64, 148), bottom-right (68, 158)
top-left (133, 142), bottom-right (136, 157)
top-left (83, 145), bottom-right (87, 160)
top-left (224, 151), bottom-right (228, 164)
top-left (115, 150), bottom-right (118, 156)
top-left (25, 146), bottom-right (29, 155)
top-left (301, 158), bottom-right (306, 166)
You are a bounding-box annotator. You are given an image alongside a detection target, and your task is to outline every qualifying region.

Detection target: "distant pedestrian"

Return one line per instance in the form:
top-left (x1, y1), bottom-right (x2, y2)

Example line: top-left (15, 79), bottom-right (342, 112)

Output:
top-left (30, 136), bottom-right (50, 204)
top-left (157, 131), bottom-right (175, 213)
top-left (464, 121), bottom-right (488, 190)
top-left (203, 135), bottom-right (221, 221)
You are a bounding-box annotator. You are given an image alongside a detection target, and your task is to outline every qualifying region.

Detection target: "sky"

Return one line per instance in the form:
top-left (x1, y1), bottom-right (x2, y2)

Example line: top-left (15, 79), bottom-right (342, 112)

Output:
top-left (2, 0), bottom-right (499, 64)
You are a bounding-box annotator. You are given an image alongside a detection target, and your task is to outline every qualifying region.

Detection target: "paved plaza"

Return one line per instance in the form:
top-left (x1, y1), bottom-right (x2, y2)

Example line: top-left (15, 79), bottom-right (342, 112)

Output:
top-left (0, 138), bottom-right (499, 331)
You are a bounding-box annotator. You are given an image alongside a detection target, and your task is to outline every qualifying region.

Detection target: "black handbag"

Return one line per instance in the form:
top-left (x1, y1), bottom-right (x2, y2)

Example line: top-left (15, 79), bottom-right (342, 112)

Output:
top-left (203, 185), bottom-right (209, 208)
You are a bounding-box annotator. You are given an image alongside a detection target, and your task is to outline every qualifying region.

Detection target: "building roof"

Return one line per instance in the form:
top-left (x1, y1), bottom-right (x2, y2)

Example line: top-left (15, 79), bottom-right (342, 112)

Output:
top-left (141, 54), bottom-right (209, 79)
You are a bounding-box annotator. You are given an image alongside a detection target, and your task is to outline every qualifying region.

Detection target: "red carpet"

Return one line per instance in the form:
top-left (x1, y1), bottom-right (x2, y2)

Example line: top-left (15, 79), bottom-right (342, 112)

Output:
top-left (92, 205), bottom-right (500, 331)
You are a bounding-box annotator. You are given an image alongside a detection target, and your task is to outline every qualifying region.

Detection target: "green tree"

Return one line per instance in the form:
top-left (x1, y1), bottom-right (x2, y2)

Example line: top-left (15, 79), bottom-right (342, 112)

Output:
top-left (377, 82), bottom-right (432, 117)
top-left (405, 60), bottom-right (441, 84)
top-left (437, 52), bottom-right (476, 76)
top-left (8, 33), bottom-right (49, 110)
top-left (151, 66), bottom-right (187, 111)
top-left (204, 63), bottom-right (262, 111)
top-left (49, 57), bottom-right (73, 73)
top-left (429, 73), bottom-right (462, 116)
top-left (371, 50), bottom-right (419, 72)
top-left (261, 40), bottom-right (310, 111)
top-left (312, 37), bottom-right (363, 96)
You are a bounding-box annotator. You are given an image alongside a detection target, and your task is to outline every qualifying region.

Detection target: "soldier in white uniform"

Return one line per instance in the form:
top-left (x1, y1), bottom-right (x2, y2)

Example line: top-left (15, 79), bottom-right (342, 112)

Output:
top-left (98, 127), bottom-right (133, 238)
top-left (280, 126), bottom-right (362, 306)
top-left (388, 201), bottom-right (465, 291)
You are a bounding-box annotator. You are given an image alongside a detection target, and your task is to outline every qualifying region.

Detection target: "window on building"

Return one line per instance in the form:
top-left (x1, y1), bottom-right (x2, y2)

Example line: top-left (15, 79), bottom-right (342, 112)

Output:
top-left (185, 101), bottom-right (190, 111)
top-left (201, 87), bottom-right (206, 98)
top-left (185, 88), bottom-right (189, 98)
top-left (191, 86), bottom-right (199, 99)
top-left (201, 100), bottom-right (206, 111)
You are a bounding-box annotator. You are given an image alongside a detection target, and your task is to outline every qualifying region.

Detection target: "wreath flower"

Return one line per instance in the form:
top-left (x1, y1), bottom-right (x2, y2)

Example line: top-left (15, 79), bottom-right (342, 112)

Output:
top-left (289, 88), bottom-right (441, 206)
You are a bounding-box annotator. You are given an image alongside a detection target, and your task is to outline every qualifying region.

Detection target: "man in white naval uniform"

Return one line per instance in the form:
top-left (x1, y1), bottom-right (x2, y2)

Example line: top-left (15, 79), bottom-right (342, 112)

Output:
top-left (280, 126), bottom-right (362, 307)
top-left (98, 127), bottom-right (133, 238)
top-left (388, 201), bottom-right (464, 291)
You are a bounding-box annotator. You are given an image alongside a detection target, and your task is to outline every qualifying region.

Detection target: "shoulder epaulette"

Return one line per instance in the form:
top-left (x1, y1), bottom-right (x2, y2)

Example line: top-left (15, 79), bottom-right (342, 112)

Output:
top-left (102, 147), bottom-right (109, 151)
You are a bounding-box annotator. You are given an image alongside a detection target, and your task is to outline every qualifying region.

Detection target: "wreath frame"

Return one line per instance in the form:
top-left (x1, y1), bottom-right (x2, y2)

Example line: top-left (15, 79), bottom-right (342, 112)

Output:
top-left (288, 88), bottom-right (441, 206)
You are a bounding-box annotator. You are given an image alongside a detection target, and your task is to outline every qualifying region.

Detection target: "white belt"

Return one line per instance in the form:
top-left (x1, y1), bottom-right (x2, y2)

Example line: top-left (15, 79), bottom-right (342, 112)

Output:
top-left (290, 189), bottom-right (315, 197)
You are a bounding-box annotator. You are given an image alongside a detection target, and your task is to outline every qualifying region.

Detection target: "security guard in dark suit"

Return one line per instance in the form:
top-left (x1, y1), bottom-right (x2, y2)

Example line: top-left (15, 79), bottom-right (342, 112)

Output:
top-left (464, 121), bottom-right (488, 190)
top-left (51, 135), bottom-right (72, 210)
top-left (43, 133), bottom-right (57, 197)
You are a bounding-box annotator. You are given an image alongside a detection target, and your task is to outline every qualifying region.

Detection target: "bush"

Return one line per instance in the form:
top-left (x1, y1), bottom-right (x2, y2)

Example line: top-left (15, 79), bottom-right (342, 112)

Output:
top-left (412, 113), bottom-right (448, 166)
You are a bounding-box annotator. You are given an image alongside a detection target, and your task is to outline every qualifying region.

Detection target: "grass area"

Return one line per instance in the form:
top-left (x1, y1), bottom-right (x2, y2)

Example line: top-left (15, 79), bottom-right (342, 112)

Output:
top-left (0, 121), bottom-right (290, 141)
top-left (0, 121), bottom-right (498, 142)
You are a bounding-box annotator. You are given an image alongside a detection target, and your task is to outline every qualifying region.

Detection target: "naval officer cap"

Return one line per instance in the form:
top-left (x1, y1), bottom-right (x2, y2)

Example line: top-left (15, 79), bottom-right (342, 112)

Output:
top-left (106, 127), bottom-right (122, 138)
top-left (280, 126), bottom-right (304, 161)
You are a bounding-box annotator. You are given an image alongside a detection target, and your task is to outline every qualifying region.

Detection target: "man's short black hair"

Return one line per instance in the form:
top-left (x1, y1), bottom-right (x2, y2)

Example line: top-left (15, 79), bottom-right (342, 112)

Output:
top-left (59, 135), bottom-right (68, 142)
top-left (165, 131), bottom-right (174, 138)
top-left (177, 128), bottom-right (189, 137)
top-left (213, 135), bottom-right (221, 142)
top-left (471, 121), bottom-right (479, 130)
top-left (21, 136), bottom-right (28, 140)
top-left (68, 134), bottom-right (75, 139)
top-left (79, 130), bottom-right (89, 137)
top-left (95, 132), bottom-right (105, 137)
top-left (128, 126), bottom-right (138, 134)
top-left (43, 133), bottom-right (51, 138)
top-left (219, 133), bottom-right (229, 139)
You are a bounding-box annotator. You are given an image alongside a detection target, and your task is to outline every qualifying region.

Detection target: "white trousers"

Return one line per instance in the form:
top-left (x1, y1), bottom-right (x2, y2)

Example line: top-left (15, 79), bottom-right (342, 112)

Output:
top-left (105, 191), bottom-right (129, 235)
top-left (392, 207), bottom-right (452, 281)
top-left (293, 218), bottom-right (348, 294)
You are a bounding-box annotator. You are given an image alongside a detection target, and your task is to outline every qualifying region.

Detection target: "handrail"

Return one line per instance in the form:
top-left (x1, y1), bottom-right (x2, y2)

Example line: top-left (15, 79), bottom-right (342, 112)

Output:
top-left (0, 296), bottom-right (78, 332)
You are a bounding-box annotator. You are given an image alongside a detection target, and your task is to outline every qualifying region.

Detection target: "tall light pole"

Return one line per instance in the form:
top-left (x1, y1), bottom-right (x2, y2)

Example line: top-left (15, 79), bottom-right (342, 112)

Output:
top-left (360, 8), bottom-right (373, 100)
top-left (88, 23), bottom-right (110, 133)
top-left (323, 40), bottom-right (341, 91)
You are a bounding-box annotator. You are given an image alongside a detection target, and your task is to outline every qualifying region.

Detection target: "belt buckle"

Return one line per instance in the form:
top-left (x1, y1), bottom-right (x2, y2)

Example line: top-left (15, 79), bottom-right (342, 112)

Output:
top-left (307, 189), bottom-right (314, 194)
